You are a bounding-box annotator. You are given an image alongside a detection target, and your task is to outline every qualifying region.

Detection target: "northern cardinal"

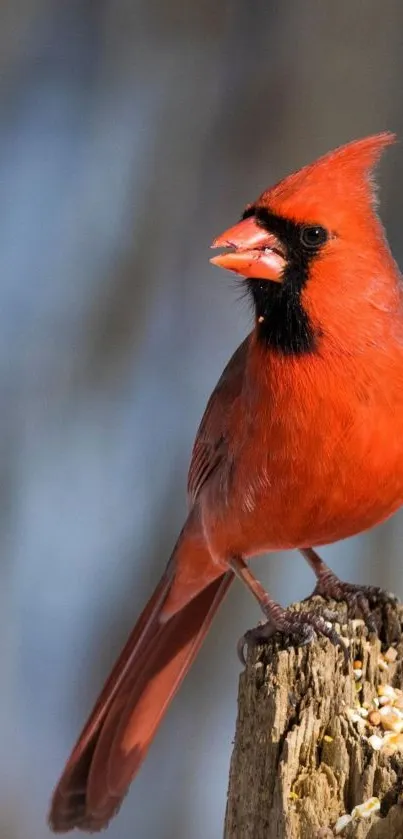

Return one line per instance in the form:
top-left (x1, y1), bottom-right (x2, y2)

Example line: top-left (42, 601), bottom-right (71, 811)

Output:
top-left (50, 132), bottom-right (402, 832)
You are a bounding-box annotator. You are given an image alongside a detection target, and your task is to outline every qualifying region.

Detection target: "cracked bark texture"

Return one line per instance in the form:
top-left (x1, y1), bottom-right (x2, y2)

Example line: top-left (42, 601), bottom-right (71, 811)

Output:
top-left (224, 599), bottom-right (403, 839)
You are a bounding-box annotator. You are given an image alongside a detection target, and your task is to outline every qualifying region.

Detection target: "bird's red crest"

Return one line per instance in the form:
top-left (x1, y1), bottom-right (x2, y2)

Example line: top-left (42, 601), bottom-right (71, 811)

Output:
top-left (259, 132), bottom-right (396, 228)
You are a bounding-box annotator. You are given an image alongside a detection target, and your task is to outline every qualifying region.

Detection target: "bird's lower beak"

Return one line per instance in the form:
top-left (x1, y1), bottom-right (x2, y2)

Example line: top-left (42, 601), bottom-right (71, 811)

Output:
top-left (210, 217), bottom-right (286, 282)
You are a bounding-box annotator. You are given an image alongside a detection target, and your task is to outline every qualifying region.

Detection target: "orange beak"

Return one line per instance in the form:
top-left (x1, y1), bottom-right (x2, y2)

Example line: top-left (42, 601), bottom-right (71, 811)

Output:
top-left (210, 216), bottom-right (286, 282)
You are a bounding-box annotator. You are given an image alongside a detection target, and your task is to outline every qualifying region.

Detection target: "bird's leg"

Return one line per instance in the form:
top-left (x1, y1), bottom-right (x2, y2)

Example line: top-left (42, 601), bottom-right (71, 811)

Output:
top-left (229, 555), bottom-right (347, 665)
top-left (300, 547), bottom-right (398, 633)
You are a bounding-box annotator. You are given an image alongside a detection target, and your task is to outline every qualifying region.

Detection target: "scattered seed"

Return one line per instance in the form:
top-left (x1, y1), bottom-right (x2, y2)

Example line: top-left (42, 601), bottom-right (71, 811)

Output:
top-left (354, 669), bottom-right (363, 681)
top-left (384, 647), bottom-right (398, 663)
top-left (323, 734), bottom-right (334, 743)
top-left (368, 734), bottom-right (384, 751)
top-left (383, 731), bottom-right (403, 751)
top-left (379, 707), bottom-right (403, 732)
top-left (368, 710), bottom-right (381, 726)
top-left (334, 814), bottom-right (353, 834)
top-left (353, 659), bottom-right (363, 670)
top-left (378, 684), bottom-right (396, 699)
top-left (351, 797), bottom-right (380, 819)
top-left (378, 657), bottom-right (389, 672)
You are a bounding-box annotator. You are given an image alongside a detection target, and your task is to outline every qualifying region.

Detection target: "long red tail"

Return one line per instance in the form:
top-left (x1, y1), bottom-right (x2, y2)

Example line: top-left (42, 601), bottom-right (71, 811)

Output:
top-left (49, 529), bottom-right (233, 832)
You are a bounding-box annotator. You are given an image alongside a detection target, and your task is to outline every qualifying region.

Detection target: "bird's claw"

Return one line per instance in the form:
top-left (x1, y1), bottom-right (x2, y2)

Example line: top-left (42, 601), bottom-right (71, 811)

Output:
top-left (237, 607), bottom-right (348, 666)
top-left (309, 576), bottom-right (399, 634)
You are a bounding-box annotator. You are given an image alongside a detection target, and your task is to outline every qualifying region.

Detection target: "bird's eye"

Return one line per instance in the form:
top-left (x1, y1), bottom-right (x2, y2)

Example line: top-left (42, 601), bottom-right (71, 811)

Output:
top-left (300, 225), bottom-right (328, 249)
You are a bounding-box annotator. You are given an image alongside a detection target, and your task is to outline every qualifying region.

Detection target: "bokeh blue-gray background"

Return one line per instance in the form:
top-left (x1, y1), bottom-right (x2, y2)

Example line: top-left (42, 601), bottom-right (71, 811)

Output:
top-left (3, 3), bottom-right (403, 838)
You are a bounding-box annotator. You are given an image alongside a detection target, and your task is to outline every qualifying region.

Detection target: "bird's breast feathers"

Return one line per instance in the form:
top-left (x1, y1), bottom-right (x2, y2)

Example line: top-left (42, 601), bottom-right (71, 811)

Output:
top-left (204, 346), bottom-right (403, 554)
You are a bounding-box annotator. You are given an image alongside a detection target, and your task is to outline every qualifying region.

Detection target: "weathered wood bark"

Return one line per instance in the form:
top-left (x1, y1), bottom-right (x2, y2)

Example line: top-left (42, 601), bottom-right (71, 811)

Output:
top-left (224, 598), bottom-right (403, 839)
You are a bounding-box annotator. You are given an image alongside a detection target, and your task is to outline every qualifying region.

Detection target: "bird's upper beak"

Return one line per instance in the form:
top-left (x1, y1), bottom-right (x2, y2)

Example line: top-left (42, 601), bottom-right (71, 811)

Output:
top-left (210, 216), bottom-right (286, 282)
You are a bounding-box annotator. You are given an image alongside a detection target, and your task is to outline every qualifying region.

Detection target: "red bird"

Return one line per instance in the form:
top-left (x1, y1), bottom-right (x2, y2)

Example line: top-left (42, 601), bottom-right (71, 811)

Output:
top-left (50, 133), bottom-right (403, 832)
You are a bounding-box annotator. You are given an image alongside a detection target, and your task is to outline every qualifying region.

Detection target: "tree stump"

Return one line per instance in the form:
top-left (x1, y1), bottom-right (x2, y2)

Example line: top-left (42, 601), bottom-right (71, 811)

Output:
top-left (224, 598), bottom-right (403, 839)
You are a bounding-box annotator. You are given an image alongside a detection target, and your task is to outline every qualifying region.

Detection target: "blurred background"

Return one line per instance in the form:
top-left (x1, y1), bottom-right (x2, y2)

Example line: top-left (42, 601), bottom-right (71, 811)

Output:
top-left (2, 2), bottom-right (403, 838)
